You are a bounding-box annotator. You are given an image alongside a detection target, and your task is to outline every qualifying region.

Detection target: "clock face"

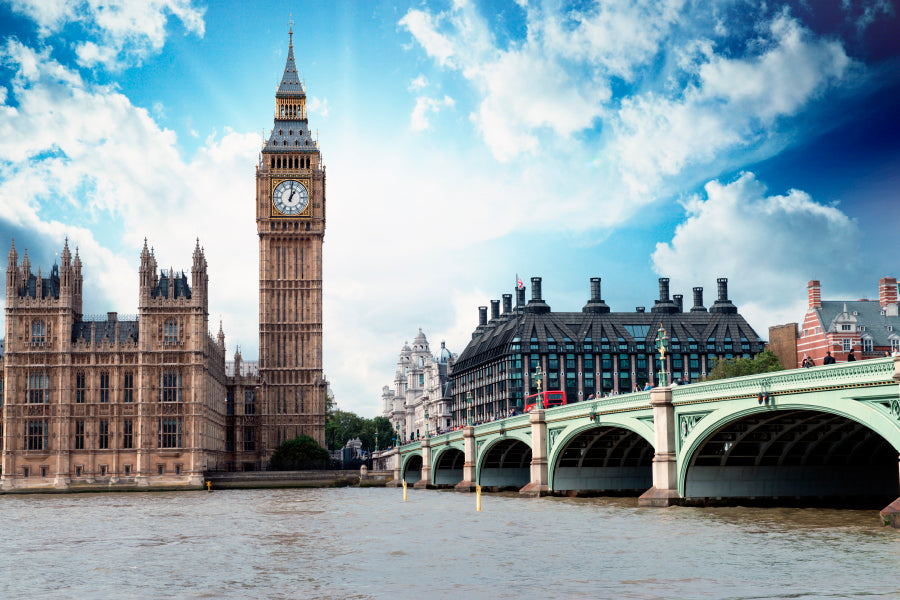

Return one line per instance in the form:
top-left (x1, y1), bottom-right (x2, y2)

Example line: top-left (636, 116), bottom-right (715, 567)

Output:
top-left (272, 180), bottom-right (309, 216)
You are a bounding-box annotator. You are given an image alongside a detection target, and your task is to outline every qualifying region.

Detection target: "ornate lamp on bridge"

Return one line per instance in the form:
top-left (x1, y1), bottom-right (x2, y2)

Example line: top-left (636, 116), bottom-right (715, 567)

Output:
top-left (655, 324), bottom-right (669, 387)
top-left (375, 432), bottom-right (379, 453)
top-left (394, 420), bottom-right (400, 447)
top-left (531, 365), bottom-right (545, 409)
top-left (466, 391), bottom-right (473, 426)
top-left (424, 407), bottom-right (430, 439)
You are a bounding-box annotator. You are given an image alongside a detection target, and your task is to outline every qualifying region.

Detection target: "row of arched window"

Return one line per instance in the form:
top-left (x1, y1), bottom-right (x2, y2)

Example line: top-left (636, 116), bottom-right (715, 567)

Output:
top-left (271, 155), bottom-right (311, 170)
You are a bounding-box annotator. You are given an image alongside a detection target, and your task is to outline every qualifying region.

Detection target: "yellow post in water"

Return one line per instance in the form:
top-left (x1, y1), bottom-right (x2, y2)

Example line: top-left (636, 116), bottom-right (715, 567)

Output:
top-left (476, 485), bottom-right (482, 512)
top-left (402, 479), bottom-right (408, 501)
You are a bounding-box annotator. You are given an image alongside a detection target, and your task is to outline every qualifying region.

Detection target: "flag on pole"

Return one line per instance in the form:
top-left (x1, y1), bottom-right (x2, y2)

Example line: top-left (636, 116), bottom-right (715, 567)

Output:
top-left (516, 274), bottom-right (524, 290)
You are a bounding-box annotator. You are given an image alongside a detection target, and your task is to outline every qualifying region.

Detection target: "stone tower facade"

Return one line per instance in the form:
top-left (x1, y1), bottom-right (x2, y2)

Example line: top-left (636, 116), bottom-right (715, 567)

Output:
top-left (255, 27), bottom-right (327, 450)
top-left (1, 239), bottom-right (227, 490)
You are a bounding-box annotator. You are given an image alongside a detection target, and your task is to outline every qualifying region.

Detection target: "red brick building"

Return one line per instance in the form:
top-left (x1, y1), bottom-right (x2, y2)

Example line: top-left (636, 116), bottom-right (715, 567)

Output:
top-left (796, 277), bottom-right (900, 366)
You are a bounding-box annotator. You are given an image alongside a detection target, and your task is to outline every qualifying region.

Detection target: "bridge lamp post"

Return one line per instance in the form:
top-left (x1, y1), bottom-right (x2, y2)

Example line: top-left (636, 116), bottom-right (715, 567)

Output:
top-left (424, 407), bottom-right (430, 439)
top-left (466, 392), bottom-right (473, 426)
top-left (531, 365), bottom-right (545, 409)
top-left (655, 324), bottom-right (669, 388)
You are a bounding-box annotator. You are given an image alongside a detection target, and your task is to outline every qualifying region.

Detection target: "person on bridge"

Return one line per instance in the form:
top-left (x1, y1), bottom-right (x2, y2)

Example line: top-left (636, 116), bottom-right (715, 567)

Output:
top-left (823, 351), bottom-right (835, 365)
top-left (847, 350), bottom-right (856, 361)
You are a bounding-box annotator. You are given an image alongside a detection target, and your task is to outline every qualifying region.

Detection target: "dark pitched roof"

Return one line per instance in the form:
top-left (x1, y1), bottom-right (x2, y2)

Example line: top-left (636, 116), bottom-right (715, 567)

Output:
top-left (817, 300), bottom-right (900, 346)
top-left (72, 319), bottom-right (139, 344)
top-left (18, 265), bottom-right (60, 299)
top-left (152, 271), bottom-right (191, 300)
top-left (264, 120), bottom-right (315, 153)
top-left (453, 309), bottom-right (763, 373)
top-left (276, 35), bottom-right (305, 98)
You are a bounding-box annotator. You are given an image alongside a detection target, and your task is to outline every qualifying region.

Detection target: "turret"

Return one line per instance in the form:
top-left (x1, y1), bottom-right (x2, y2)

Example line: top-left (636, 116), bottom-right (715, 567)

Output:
top-left (72, 248), bottom-right (83, 315)
top-left (6, 239), bottom-right (19, 297)
top-left (217, 320), bottom-right (225, 350)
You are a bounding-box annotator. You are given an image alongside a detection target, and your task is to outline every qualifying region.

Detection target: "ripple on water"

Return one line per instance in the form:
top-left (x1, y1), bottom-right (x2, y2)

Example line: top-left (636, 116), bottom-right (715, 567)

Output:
top-left (1, 487), bottom-right (898, 599)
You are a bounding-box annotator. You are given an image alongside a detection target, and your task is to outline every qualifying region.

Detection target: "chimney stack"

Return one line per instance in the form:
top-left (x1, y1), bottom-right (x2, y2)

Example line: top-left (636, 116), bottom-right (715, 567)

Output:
top-left (583, 277), bottom-right (610, 313)
top-left (808, 280), bottom-right (821, 309)
top-left (652, 277), bottom-right (678, 313)
top-left (709, 278), bottom-right (737, 314)
top-left (531, 277), bottom-right (542, 301)
top-left (674, 294), bottom-right (683, 312)
top-left (691, 287), bottom-right (706, 312)
top-left (516, 286), bottom-right (526, 309)
top-left (478, 306), bottom-right (487, 327)
top-left (502, 294), bottom-right (512, 314)
top-left (490, 299), bottom-right (500, 321)
top-left (659, 278), bottom-right (670, 302)
top-left (525, 277), bottom-right (551, 314)
top-left (880, 277), bottom-right (898, 316)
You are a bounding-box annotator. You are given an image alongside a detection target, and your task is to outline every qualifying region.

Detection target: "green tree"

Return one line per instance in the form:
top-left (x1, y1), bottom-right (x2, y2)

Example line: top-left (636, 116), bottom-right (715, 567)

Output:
top-left (706, 349), bottom-right (784, 381)
top-left (325, 409), bottom-right (397, 453)
top-left (269, 435), bottom-right (330, 470)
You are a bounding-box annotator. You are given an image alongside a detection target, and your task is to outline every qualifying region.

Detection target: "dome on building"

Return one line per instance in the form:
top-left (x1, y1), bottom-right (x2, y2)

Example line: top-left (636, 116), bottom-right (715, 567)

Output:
top-left (400, 341), bottom-right (411, 356)
top-left (437, 340), bottom-right (452, 363)
top-left (414, 328), bottom-right (427, 345)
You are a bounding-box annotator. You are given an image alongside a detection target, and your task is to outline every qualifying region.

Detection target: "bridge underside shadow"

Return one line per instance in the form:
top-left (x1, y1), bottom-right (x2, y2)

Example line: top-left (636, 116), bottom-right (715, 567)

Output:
top-left (403, 455), bottom-right (422, 484)
top-left (433, 448), bottom-right (464, 487)
top-left (686, 409), bottom-right (900, 508)
top-left (480, 439), bottom-right (531, 491)
top-left (554, 426), bottom-right (653, 495)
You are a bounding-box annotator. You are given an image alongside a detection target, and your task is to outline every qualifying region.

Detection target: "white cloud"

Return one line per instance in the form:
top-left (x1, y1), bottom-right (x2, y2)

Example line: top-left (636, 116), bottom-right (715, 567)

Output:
top-left (651, 172), bottom-right (862, 333)
top-left (0, 38), bottom-right (260, 354)
top-left (306, 96), bottom-right (329, 118)
top-left (607, 10), bottom-right (853, 200)
top-left (400, 2), bottom-right (858, 215)
top-left (398, 10), bottom-right (457, 67)
top-left (408, 74), bottom-right (428, 91)
top-left (7, 0), bottom-right (206, 69)
top-left (410, 95), bottom-right (454, 131)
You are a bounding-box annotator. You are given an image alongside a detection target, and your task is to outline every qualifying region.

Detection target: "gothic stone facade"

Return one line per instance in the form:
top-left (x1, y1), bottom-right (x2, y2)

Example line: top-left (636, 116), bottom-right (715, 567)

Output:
top-left (1, 240), bottom-right (227, 490)
top-left (381, 329), bottom-right (455, 444)
top-left (252, 27), bottom-right (327, 451)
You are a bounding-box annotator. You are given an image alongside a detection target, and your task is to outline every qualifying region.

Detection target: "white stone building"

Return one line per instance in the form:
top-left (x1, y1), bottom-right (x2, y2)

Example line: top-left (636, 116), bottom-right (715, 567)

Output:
top-left (381, 329), bottom-right (455, 444)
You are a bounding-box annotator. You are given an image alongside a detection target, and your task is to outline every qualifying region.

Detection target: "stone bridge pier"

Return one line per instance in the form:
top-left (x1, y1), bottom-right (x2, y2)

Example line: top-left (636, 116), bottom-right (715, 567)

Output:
top-left (397, 356), bottom-right (900, 525)
top-left (638, 386), bottom-right (680, 507)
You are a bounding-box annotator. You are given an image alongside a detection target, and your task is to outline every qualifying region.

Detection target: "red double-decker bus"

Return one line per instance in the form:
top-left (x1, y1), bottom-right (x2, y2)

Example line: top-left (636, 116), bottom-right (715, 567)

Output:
top-left (524, 390), bottom-right (567, 413)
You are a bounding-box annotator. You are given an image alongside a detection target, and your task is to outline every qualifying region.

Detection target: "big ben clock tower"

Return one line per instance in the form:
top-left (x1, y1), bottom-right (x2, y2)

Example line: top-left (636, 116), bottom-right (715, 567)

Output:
top-left (256, 26), bottom-right (326, 451)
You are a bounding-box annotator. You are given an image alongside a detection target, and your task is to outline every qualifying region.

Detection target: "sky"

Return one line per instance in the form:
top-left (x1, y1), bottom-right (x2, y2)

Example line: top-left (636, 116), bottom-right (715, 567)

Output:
top-left (0, 0), bottom-right (898, 417)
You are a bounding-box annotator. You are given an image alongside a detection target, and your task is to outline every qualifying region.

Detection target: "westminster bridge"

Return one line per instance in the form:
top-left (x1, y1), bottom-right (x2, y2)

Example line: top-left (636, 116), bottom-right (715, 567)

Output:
top-left (376, 357), bottom-right (900, 525)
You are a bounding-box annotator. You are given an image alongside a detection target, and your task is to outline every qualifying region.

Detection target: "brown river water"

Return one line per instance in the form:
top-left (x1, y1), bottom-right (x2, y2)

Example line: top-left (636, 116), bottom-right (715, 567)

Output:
top-left (1, 487), bottom-right (897, 599)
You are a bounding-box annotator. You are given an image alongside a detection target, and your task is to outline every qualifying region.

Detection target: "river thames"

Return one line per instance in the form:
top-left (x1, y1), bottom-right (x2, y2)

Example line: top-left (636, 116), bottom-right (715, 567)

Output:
top-left (1, 487), bottom-right (897, 599)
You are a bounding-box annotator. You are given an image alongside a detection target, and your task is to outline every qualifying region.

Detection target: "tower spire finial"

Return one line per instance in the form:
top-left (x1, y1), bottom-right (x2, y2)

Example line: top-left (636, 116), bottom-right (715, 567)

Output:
top-left (289, 13), bottom-right (294, 45)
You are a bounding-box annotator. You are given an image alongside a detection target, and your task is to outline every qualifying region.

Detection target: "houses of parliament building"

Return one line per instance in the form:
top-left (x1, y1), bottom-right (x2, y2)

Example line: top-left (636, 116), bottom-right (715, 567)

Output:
top-left (0, 30), bottom-right (326, 490)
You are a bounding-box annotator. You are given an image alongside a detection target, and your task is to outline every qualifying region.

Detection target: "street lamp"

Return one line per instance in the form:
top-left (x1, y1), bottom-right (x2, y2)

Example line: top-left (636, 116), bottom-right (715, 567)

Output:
top-left (531, 365), bottom-right (545, 409)
top-left (466, 391), bottom-right (473, 426)
top-left (655, 324), bottom-right (669, 387)
top-left (424, 406), bottom-right (430, 439)
top-left (375, 432), bottom-right (379, 453)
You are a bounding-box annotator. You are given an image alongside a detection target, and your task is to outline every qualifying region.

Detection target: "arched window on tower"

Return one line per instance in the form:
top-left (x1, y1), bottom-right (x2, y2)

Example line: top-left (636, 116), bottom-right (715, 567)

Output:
top-left (164, 319), bottom-right (178, 344)
top-left (31, 319), bottom-right (45, 343)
